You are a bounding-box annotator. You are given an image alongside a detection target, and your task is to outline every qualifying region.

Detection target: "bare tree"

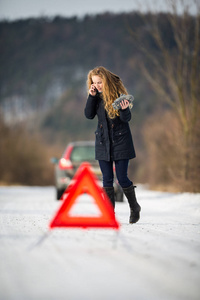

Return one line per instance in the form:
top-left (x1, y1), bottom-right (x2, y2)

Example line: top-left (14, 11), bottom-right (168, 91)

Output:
top-left (128, 0), bottom-right (200, 190)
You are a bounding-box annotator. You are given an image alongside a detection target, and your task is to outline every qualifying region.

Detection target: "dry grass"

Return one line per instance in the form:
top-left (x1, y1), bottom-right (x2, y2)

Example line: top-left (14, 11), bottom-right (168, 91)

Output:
top-left (0, 120), bottom-right (61, 186)
top-left (141, 110), bottom-right (200, 193)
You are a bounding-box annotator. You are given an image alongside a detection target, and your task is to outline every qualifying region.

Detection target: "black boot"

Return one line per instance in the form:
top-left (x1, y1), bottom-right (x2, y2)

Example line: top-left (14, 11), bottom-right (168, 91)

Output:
top-left (104, 187), bottom-right (115, 209)
top-left (122, 185), bottom-right (141, 223)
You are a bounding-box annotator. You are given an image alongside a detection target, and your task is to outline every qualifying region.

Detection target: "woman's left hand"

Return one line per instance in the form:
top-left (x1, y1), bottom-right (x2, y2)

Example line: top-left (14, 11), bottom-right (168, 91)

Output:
top-left (120, 99), bottom-right (129, 110)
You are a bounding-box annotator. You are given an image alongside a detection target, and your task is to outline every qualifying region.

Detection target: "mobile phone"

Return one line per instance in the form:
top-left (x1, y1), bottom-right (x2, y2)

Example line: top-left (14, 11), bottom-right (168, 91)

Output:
top-left (91, 85), bottom-right (97, 92)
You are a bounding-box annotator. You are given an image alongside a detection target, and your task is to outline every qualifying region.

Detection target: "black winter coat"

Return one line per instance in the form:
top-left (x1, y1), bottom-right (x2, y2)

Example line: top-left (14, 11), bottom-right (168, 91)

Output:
top-left (84, 93), bottom-right (136, 161)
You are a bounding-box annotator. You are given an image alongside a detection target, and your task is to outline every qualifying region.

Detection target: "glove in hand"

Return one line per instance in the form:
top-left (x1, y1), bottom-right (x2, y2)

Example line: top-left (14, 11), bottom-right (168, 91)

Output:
top-left (112, 94), bottom-right (134, 110)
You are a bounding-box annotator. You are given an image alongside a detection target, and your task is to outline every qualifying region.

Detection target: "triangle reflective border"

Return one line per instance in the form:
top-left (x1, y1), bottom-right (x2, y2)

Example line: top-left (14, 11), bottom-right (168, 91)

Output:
top-left (49, 163), bottom-right (120, 229)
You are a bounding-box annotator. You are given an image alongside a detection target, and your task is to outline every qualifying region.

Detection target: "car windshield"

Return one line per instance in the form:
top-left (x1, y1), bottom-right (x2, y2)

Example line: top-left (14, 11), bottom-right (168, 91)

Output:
top-left (70, 145), bottom-right (95, 162)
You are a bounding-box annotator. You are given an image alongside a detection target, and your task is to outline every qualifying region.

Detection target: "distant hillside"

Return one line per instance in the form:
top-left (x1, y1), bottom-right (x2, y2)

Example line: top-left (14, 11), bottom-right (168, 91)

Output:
top-left (0, 11), bottom-right (199, 192)
top-left (0, 11), bottom-right (197, 145)
top-left (0, 12), bottom-right (176, 137)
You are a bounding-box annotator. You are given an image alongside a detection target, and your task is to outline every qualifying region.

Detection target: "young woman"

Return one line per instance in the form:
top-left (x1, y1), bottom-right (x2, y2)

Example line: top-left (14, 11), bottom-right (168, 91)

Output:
top-left (84, 66), bottom-right (141, 223)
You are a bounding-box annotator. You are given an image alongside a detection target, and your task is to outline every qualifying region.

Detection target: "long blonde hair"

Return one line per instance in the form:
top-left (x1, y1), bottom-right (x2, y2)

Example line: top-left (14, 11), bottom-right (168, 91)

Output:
top-left (87, 66), bottom-right (128, 119)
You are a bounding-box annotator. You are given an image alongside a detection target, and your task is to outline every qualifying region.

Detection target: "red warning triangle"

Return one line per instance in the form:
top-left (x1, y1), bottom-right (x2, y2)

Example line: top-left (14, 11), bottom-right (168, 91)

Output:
top-left (49, 163), bottom-right (120, 229)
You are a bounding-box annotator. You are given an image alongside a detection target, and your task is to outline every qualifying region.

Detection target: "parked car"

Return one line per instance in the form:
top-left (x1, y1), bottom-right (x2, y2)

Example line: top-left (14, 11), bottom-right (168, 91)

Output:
top-left (51, 141), bottom-right (123, 202)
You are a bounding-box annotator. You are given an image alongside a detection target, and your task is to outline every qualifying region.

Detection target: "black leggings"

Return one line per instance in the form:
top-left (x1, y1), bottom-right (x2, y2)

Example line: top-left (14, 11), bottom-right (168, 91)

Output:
top-left (98, 159), bottom-right (132, 188)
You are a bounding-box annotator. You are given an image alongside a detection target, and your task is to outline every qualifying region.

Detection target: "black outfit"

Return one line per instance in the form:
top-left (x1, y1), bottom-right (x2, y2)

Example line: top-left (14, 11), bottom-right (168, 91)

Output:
top-left (85, 92), bottom-right (141, 223)
top-left (84, 93), bottom-right (136, 162)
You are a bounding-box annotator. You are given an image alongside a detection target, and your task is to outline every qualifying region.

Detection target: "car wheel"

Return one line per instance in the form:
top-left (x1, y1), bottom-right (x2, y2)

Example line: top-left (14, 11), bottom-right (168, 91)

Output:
top-left (56, 189), bottom-right (65, 200)
top-left (115, 191), bottom-right (124, 202)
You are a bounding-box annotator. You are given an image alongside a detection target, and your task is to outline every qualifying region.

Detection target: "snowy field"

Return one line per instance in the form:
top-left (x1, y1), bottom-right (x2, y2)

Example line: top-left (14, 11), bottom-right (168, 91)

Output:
top-left (0, 185), bottom-right (200, 300)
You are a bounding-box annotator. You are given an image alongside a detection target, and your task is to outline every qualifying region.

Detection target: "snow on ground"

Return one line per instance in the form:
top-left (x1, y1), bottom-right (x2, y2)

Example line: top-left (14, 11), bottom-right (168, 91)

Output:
top-left (0, 185), bottom-right (199, 300)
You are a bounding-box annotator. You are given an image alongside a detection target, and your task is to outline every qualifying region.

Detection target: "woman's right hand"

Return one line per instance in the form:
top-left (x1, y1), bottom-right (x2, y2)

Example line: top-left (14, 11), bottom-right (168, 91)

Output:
top-left (89, 84), bottom-right (97, 96)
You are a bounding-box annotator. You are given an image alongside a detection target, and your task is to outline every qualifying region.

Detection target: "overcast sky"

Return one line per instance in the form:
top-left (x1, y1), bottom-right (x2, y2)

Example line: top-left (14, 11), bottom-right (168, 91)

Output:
top-left (0, 0), bottom-right (198, 20)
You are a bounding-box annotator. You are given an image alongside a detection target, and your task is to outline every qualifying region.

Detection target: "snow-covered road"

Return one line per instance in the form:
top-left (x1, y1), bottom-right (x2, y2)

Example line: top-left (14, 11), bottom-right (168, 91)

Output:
top-left (0, 186), bottom-right (199, 300)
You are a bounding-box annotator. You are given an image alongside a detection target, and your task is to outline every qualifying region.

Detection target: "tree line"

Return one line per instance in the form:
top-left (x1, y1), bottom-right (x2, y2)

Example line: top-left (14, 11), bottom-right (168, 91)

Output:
top-left (0, 7), bottom-right (199, 192)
